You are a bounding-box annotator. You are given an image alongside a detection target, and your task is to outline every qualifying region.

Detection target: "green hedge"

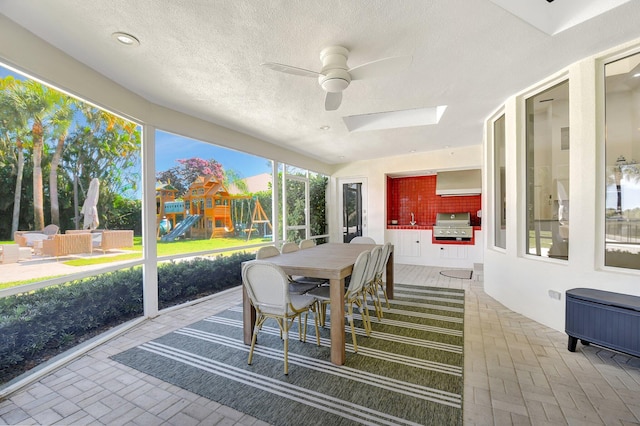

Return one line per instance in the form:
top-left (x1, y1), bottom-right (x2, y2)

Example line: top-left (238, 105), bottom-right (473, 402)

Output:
top-left (0, 251), bottom-right (254, 384)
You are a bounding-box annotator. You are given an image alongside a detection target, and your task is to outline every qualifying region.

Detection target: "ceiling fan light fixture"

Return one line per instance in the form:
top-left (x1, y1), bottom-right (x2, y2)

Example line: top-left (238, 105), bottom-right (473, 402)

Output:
top-left (319, 68), bottom-right (351, 93)
top-left (321, 77), bottom-right (349, 93)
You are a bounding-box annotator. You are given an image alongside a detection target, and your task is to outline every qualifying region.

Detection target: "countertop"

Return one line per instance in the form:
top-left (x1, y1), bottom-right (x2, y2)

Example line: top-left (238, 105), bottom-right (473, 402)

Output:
top-left (387, 225), bottom-right (482, 230)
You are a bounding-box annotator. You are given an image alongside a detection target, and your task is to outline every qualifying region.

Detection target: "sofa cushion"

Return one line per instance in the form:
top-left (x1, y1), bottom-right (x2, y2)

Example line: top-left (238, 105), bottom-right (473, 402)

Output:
top-left (23, 233), bottom-right (49, 247)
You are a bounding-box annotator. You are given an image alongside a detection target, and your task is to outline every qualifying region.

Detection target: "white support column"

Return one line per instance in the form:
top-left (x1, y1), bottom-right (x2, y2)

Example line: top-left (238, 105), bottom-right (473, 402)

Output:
top-left (271, 161), bottom-right (279, 245)
top-left (305, 177), bottom-right (310, 240)
top-left (282, 163), bottom-right (288, 243)
top-left (142, 125), bottom-right (158, 318)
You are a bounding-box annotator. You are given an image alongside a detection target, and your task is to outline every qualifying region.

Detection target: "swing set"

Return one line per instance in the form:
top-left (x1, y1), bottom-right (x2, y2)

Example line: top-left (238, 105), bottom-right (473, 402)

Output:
top-left (244, 198), bottom-right (272, 241)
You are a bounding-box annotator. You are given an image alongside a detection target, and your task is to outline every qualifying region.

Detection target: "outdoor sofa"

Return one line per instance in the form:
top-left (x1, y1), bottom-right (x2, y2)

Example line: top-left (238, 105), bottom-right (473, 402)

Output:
top-left (14, 224), bottom-right (60, 248)
top-left (66, 229), bottom-right (134, 253)
top-left (41, 233), bottom-right (93, 259)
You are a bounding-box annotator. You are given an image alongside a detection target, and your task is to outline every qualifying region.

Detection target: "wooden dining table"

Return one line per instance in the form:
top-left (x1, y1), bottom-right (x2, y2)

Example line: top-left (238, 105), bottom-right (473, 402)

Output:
top-left (242, 242), bottom-right (394, 365)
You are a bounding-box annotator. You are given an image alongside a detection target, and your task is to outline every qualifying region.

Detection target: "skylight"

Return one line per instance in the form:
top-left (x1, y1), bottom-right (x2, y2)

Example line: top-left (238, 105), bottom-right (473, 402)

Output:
top-left (343, 106), bottom-right (447, 133)
top-left (489, 0), bottom-right (631, 35)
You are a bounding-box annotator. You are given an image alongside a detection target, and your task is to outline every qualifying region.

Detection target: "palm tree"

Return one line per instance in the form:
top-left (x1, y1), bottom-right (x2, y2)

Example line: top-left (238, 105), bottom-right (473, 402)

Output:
top-left (0, 76), bottom-right (31, 236)
top-left (224, 168), bottom-right (248, 193)
top-left (49, 94), bottom-right (75, 226)
top-left (12, 80), bottom-right (57, 230)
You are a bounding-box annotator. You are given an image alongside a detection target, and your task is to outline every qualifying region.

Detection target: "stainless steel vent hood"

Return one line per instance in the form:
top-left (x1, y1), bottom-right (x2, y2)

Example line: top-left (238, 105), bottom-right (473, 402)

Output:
top-left (435, 169), bottom-right (482, 196)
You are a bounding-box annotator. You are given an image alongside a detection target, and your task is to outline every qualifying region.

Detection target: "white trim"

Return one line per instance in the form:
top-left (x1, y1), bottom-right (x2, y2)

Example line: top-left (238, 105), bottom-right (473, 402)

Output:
top-left (142, 126), bottom-right (159, 317)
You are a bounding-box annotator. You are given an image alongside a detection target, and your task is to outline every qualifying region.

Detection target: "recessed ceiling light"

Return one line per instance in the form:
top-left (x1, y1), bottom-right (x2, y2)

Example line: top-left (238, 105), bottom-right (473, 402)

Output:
top-left (410, 150), bottom-right (416, 153)
top-left (319, 125), bottom-right (330, 130)
top-left (634, 73), bottom-right (640, 78)
top-left (112, 32), bottom-right (140, 46)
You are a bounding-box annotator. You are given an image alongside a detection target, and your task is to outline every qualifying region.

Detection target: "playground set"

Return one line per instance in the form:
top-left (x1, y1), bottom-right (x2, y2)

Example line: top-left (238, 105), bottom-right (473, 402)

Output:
top-left (156, 175), bottom-right (272, 242)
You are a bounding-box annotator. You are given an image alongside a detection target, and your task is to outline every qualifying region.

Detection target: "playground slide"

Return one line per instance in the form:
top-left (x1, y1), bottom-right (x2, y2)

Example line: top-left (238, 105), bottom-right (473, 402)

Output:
top-left (160, 215), bottom-right (201, 242)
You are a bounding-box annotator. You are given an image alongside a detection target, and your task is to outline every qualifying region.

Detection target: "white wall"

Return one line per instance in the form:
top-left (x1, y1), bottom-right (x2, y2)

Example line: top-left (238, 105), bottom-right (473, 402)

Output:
top-left (329, 146), bottom-right (483, 244)
top-left (484, 45), bottom-right (640, 333)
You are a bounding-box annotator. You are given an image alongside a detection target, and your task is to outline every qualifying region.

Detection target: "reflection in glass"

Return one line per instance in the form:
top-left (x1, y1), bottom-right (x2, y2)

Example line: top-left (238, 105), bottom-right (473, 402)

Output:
top-left (493, 114), bottom-right (506, 249)
top-left (343, 183), bottom-right (363, 243)
top-left (604, 54), bottom-right (640, 270)
top-left (525, 80), bottom-right (570, 260)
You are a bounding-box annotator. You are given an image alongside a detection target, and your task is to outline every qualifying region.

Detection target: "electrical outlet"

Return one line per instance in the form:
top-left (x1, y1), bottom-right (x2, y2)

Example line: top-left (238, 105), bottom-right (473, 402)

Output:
top-left (548, 290), bottom-right (562, 300)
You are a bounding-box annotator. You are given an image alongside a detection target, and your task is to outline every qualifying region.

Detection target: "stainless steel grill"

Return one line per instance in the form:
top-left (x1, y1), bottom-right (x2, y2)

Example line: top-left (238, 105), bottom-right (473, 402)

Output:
top-left (433, 212), bottom-right (473, 241)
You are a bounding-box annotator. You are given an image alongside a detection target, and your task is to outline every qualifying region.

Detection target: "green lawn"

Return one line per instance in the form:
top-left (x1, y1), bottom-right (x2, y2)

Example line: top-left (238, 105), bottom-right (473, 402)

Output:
top-left (64, 236), bottom-right (262, 266)
top-left (0, 236), bottom-right (267, 288)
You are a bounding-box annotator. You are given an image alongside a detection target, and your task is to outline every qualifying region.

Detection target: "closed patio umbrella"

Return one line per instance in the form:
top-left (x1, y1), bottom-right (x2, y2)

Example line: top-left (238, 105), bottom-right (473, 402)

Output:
top-left (82, 178), bottom-right (100, 230)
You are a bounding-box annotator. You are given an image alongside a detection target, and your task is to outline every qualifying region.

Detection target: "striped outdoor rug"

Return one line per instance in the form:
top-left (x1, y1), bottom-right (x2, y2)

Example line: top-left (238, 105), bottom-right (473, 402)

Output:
top-left (112, 284), bottom-right (465, 425)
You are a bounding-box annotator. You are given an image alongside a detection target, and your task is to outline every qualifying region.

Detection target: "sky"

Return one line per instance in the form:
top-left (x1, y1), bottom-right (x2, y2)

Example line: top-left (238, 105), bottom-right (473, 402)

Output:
top-left (155, 130), bottom-right (271, 179)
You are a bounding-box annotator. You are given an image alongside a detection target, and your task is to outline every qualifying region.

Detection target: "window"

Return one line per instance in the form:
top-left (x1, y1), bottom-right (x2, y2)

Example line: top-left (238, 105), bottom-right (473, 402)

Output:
top-left (525, 80), bottom-right (570, 260)
top-left (0, 64), bottom-right (143, 382)
top-left (604, 53), bottom-right (640, 270)
top-left (284, 174), bottom-right (307, 243)
top-left (155, 129), bottom-right (273, 245)
top-left (309, 171), bottom-right (329, 241)
top-left (493, 114), bottom-right (506, 249)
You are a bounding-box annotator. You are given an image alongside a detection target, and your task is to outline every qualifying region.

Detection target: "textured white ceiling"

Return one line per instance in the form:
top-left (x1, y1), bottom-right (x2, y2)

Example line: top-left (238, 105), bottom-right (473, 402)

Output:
top-left (1, 0), bottom-right (640, 165)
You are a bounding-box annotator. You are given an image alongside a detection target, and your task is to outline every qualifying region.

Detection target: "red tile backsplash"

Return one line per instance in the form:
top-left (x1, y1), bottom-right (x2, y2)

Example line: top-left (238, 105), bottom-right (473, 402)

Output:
top-left (387, 175), bottom-right (482, 226)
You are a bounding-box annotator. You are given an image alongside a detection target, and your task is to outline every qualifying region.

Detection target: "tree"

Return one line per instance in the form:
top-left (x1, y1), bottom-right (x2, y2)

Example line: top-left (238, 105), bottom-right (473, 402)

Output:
top-left (0, 76), bottom-right (31, 236)
top-left (0, 74), bottom-right (142, 237)
top-left (64, 105), bottom-right (140, 229)
top-left (156, 157), bottom-right (247, 196)
top-left (48, 94), bottom-right (75, 226)
top-left (11, 80), bottom-right (58, 230)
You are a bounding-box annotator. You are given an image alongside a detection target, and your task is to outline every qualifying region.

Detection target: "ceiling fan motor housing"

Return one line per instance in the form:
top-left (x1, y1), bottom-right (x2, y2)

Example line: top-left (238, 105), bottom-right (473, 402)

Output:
top-left (319, 45), bottom-right (351, 92)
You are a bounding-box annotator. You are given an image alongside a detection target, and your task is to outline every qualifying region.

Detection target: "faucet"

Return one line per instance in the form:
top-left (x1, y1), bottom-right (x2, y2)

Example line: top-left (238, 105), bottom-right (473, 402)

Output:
top-left (410, 212), bottom-right (416, 226)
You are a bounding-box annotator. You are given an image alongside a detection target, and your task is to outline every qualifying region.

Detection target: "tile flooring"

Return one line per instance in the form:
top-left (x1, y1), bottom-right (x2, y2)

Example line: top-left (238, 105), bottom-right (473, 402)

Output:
top-left (1, 264), bottom-right (640, 425)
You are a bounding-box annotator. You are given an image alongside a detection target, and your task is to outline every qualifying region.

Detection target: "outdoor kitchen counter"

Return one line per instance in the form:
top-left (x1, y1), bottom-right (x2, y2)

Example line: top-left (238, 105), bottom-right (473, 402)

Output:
top-left (387, 224), bottom-right (433, 230)
top-left (386, 225), bottom-right (481, 230)
top-left (385, 227), bottom-right (484, 269)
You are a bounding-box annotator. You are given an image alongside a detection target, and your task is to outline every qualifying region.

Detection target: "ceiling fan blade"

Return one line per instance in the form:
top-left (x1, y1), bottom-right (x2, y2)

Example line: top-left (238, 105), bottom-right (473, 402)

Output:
top-left (348, 55), bottom-right (413, 80)
top-left (261, 62), bottom-right (320, 78)
top-left (325, 91), bottom-right (342, 111)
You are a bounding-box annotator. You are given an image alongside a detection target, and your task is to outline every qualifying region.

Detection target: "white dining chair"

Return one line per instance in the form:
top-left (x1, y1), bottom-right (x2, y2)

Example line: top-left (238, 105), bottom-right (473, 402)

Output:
top-left (255, 245), bottom-right (280, 259)
top-left (307, 250), bottom-right (371, 352)
top-left (299, 239), bottom-right (315, 249)
top-left (242, 261), bottom-right (320, 375)
top-left (280, 241), bottom-right (300, 253)
top-left (350, 236), bottom-right (376, 244)
top-left (281, 241), bottom-right (326, 290)
top-left (373, 242), bottom-right (393, 315)
top-left (363, 246), bottom-right (383, 324)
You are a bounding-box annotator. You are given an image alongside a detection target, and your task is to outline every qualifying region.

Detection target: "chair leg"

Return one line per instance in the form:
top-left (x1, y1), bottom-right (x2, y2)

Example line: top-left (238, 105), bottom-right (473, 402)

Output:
top-left (347, 303), bottom-right (358, 352)
top-left (313, 303), bottom-right (321, 346)
top-left (367, 284), bottom-right (382, 321)
top-left (319, 301), bottom-right (328, 327)
top-left (379, 279), bottom-right (390, 309)
top-left (374, 285), bottom-right (383, 319)
top-left (300, 312), bottom-right (309, 342)
top-left (248, 315), bottom-right (265, 365)
top-left (359, 295), bottom-right (372, 336)
top-left (283, 319), bottom-right (290, 375)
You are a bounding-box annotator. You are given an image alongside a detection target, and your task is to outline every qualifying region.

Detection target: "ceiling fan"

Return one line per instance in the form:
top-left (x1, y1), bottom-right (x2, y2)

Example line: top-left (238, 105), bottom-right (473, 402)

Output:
top-left (261, 46), bottom-right (412, 111)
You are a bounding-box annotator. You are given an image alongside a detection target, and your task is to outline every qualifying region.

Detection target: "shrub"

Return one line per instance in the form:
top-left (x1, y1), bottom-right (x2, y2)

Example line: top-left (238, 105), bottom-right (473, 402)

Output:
top-left (0, 251), bottom-right (254, 384)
